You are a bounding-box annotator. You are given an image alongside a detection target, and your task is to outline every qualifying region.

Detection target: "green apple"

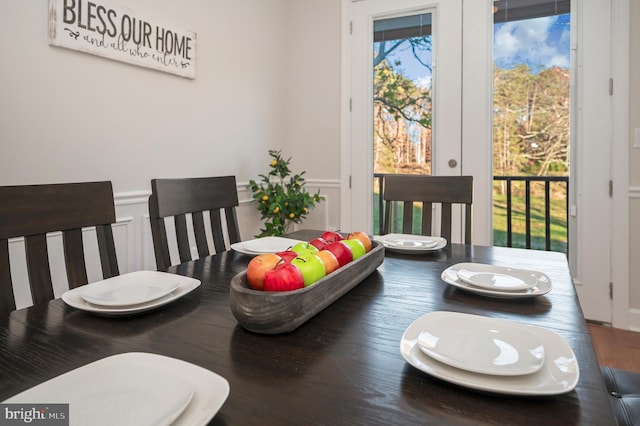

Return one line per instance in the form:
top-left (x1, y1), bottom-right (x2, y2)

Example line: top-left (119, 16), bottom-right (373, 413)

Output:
top-left (291, 253), bottom-right (326, 286)
top-left (291, 242), bottom-right (319, 257)
top-left (341, 239), bottom-right (366, 260)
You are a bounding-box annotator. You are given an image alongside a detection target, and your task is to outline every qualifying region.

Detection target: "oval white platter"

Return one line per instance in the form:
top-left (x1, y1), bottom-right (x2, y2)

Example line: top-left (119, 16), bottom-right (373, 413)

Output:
top-left (456, 263), bottom-right (540, 292)
top-left (230, 236), bottom-right (304, 255)
top-left (417, 314), bottom-right (545, 376)
top-left (80, 278), bottom-right (179, 307)
top-left (401, 311), bottom-right (579, 396)
top-left (62, 271), bottom-right (200, 316)
top-left (374, 234), bottom-right (447, 254)
top-left (441, 263), bottom-right (552, 298)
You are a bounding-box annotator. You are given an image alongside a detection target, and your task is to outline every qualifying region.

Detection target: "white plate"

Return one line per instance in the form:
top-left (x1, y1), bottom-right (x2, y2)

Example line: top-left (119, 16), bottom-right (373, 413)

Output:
top-left (230, 236), bottom-right (304, 255)
top-left (456, 263), bottom-right (539, 292)
top-left (401, 312), bottom-right (579, 395)
top-left (417, 314), bottom-right (545, 376)
top-left (3, 352), bottom-right (230, 425)
top-left (441, 263), bottom-right (551, 299)
top-left (79, 274), bottom-right (179, 307)
top-left (62, 271), bottom-right (200, 316)
top-left (374, 234), bottom-right (447, 254)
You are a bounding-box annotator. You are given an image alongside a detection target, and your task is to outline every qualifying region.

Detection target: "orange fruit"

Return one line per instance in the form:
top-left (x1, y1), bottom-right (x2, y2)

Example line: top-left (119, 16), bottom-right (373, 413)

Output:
top-left (247, 253), bottom-right (281, 290)
top-left (346, 231), bottom-right (372, 252)
top-left (315, 250), bottom-right (340, 275)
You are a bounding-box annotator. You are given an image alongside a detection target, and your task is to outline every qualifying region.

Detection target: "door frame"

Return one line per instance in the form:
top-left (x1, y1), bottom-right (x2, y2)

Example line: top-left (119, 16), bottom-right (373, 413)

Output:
top-left (609, 0), bottom-right (629, 329)
top-left (571, 0), bottom-right (630, 326)
top-left (340, 0), bottom-right (493, 244)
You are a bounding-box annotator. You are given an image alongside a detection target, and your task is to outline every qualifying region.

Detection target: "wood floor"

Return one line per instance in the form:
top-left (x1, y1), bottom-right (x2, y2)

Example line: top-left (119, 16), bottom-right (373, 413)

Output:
top-left (588, 322), bottom-right (640, 373)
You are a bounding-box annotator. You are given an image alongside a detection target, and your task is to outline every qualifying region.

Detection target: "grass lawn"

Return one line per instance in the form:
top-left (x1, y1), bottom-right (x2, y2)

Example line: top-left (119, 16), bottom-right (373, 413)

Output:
top-left (493, 194), bottom-right (567, 253)
top-left (373, 193), bottom-right (568, 253)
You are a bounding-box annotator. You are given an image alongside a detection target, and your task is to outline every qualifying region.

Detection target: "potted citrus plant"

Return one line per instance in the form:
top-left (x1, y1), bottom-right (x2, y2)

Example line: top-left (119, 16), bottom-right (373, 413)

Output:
top-left (249, 150), bottom-right (324, 237)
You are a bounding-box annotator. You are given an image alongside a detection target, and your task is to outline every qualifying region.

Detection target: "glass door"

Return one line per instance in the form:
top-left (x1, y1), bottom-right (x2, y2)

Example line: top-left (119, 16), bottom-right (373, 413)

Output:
top-left (346, 0), bottom-right (462, 236)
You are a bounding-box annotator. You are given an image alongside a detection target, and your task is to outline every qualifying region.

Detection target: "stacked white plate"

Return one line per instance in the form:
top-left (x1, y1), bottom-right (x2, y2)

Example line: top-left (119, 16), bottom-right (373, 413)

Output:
top-left (441, 262), bottom-right (552, 298)
top-left (3, 352), bottom-right (229, 425)
top-left (230, 236), bottom-right (304, 255)
top-left (62, 270), bottom-right (200, 315)
top-left (374, 234), bottom-right (447, 254)
top-left (400, 311), bottom-right (579, 395)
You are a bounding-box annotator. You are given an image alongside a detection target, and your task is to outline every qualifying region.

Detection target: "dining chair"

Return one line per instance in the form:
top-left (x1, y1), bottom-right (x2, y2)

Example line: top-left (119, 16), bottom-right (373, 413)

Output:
top-left (382, 175), bottom-right (473, 244)
top-left (602, 366), bottom-right (640, 425)
top-left (148, 176), bottom-right (241, 270)
top-left (0, 181), bottom-right (119, 316)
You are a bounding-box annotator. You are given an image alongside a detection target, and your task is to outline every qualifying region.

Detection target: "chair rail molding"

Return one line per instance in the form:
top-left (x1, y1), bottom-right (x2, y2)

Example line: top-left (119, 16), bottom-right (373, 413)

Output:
top-left (114, 190), bottom-right (151, 206)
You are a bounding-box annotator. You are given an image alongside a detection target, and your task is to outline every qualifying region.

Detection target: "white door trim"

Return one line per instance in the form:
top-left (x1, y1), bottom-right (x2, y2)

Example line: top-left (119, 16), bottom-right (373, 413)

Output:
top-left (461, 0), bottom-right (493, 245)
top-left (340, 0), bottom-right (353, 232)
top-left (610, 0), bottom-right (630, 329)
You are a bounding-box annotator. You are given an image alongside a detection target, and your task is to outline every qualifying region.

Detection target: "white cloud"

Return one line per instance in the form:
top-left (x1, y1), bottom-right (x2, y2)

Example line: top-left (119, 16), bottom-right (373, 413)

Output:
top-left (547, 54), bottom-right (569, 68)
top-left (494, 16), bottom-right (569, 71)
top-left (415, 76), bottom-right (432, 89)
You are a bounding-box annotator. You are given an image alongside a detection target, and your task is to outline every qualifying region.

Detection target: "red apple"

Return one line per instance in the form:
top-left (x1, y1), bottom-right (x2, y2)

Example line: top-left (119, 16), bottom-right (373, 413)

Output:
top-left (309, 237), bottom-right (329, 251)
top-left (263, 262), bottom-right (305, 291)
top-left (276, 250), bottom-right (298, 263)
top-left (324, 241), bottom-right (353, 267)
top-left (321, 230), bottom-right (344, 243)
top-left (246, 253), bottom-right (281, 290)
top-left (347, 231), bottom-right (372, 252)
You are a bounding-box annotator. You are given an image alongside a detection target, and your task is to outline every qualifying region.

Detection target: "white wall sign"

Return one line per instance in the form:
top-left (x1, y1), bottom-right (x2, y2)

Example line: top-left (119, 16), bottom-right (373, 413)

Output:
top-left (48, 0), bottom-right (197, 79)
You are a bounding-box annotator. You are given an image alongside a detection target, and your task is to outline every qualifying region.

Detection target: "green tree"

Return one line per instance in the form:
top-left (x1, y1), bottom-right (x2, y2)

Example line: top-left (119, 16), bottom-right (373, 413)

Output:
top-left (493, 64), bottom-right (570, 180)
top-left (373, 57), bottom-right (432, 174)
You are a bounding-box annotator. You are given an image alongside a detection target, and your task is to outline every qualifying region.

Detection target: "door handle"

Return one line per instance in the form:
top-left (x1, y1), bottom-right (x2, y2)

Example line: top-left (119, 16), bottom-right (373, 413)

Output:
top-left (448, 159), bottom-right (458, 168)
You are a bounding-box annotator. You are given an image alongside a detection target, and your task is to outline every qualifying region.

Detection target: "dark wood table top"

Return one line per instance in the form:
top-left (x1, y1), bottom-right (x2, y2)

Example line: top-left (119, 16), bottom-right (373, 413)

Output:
top-left (0, 230), bottom-right (615, 425)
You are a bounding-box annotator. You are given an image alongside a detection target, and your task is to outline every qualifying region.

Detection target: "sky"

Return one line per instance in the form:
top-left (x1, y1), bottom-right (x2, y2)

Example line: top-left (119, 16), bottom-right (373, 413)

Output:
top-left (494, 14), bottom-right (570, 73)
top-left (378, 13), bottom-right (571, 88)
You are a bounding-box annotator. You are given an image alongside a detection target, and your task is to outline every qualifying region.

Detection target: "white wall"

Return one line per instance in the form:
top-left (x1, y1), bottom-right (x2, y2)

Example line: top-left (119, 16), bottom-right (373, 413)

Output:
top-left (1, 1), bottom-right (291, 191)
top-left (282, 0), bottom-right (343, 231)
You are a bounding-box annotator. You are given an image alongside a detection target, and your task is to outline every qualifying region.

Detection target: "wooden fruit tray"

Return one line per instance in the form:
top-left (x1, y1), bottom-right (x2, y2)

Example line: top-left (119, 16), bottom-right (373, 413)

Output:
top-left (229, 241), bottom-right (385, 334)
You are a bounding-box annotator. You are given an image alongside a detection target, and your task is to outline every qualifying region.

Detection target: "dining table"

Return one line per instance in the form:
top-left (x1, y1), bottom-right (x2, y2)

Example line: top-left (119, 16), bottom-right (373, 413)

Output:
top-left (0, 230), bottom-right (615, 425)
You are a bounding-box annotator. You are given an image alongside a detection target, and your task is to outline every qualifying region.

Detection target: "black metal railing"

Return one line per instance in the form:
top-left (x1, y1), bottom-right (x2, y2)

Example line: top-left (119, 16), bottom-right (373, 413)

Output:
top-left (373, 173), bottom-right (569, 251)
top-left (493, 175), bottom-right (568, 251)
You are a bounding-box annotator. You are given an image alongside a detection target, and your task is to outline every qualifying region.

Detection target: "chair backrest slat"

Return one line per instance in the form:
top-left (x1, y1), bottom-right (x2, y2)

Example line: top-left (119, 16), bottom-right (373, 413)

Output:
top-left (25, 234), bottom-right (55, 306)
top-left (383, 175), bottom-right (473, 244)
top-left (225, 207), bottom-right (241, 244)
top-left (421, 202), bottom-right (433, 236)
top-left (191, 212), bottom-right (209, 258)
top-left (62, 228), bottom-right (89, 288)
top-left (0, 240), bottom-right (14, 314)
top-left (174, 214), bottom-right (192, 264)
top-left (96, 224), bottom-right (119, 279)
top-left (402, 201), bottom-right (413, 234)
top-left (209, 209), bottom-right (226, 254)
top-left (149, 176), bottom-right (241, 270)
top-left (0, 181), bottom-right (119, 317)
